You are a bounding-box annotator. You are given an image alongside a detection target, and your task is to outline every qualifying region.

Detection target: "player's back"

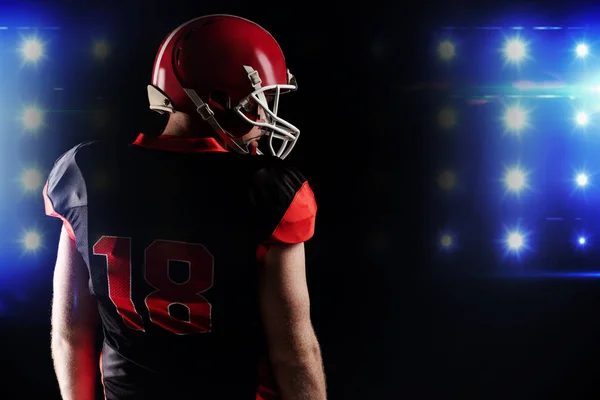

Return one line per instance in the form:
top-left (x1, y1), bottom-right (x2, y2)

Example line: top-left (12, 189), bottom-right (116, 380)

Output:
top-left (45, 135), bottom-right (315, 399)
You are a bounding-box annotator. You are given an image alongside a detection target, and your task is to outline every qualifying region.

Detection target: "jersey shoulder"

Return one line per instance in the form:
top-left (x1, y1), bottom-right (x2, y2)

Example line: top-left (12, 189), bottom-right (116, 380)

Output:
top-left (250, 156), bottom-right (317, 244)
top-left (44, 140), bottom-right (112, 217)
top-left (251, 155), bottom-right (308, 199)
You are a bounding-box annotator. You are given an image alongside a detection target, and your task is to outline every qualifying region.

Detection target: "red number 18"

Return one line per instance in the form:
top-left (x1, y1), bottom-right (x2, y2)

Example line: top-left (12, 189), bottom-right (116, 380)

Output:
top-left (93, 236), bottom-right (214, 335)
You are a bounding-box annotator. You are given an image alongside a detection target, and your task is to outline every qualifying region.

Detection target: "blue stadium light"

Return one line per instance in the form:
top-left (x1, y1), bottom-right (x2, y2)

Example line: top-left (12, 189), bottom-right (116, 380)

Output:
top-left (503, 36), bottom-right (528, 65)
top-left (506, 231), bottom-right (525, 251)
top-left (20, 229), bottom-right (42, 253)
top-left (20, 105), bottom-right (44, 132)
top-left (19, 36), bottom-right (45, 64)
top-left (440, 233), bottom-right (453, 248)
top-left (576, 172), bottom-right (589, 187)
top-left (576, 43), bottom-right (589, 57)
top-left (437, 169), bottom-right (456, 190)
top-left (578, 236), bottom-right (587, 246)
top-left (503, 105), bottom-right (529, 134)
top-left (439, 231), bottom-right (458, 252)
top-left (19, 167), bottom-right (43, 193)
top-left (437, 39), bottom-right (455, 61)
top-left (93, 40), bottom-right (110, 60)
top-left (438, 106), bottom-right (457, 129)
top-left (503, 166), bottom-right (528, 193)
top-left (500, 224), bottom-right (531, 258)
top-left (576, 111), bottom-right (589, 126)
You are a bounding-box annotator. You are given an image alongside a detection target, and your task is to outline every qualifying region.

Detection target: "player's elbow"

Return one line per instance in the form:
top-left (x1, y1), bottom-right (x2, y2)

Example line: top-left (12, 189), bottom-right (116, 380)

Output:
top-left (51, 323), bottom-right (95, 348)
top-left (279, 341), bottom-right (322, 368)
top-left (51, 309), bottom-right (98, 348)
top-left (269, 329), bottom-right (322, 368)
top-left (50, 330), bottom-right (72, 357)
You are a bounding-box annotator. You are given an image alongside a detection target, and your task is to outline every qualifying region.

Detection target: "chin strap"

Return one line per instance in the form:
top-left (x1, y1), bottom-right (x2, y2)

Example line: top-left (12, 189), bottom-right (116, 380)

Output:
top-left (182, 87), bottom-right (250, 154)
top-left (244, 65), bottom-right (263, 90)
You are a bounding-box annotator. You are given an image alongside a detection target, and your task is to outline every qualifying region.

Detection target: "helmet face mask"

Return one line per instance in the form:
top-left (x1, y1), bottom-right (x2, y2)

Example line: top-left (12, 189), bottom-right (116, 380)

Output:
top-left (236, 85), bottom-right (300, 158)
top-left (148, 15), bottom-right (300, 159)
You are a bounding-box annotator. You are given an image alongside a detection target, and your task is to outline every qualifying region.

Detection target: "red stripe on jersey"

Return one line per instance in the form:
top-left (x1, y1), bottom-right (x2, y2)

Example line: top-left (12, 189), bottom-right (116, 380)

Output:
top-left (132, 133), bottom-right (228, 153)
top-left (257, 353), bottom-right (279, 399)
top-left (43, 181), bottom-right (76, 241)
top-left (270, 182), bottom-right (316, 244)
top-left (256, 384), bottom-right (279, 400)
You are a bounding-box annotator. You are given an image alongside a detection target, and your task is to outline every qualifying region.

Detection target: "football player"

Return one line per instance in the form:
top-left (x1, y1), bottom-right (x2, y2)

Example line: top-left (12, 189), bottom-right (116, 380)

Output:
top-left (44, 14), bottom-right (326, 400)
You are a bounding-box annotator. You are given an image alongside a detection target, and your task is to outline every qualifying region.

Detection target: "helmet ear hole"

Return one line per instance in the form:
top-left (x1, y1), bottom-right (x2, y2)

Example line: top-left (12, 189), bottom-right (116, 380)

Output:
top-left (175, 48), bottom-right (182, 65)
top-left (208, 90), bottom-right (231, 112)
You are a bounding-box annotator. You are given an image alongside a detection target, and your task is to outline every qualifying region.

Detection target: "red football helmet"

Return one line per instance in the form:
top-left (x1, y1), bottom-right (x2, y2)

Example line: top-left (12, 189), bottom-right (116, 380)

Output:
top-left (147, 14), bottom-right (300, 159)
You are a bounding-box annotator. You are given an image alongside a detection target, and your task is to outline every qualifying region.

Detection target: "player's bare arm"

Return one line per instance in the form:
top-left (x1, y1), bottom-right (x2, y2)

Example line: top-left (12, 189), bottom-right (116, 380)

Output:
top-left (51, 224), bottom-right (99, 400)
top-left (260, 242), bottom-right (327, 400)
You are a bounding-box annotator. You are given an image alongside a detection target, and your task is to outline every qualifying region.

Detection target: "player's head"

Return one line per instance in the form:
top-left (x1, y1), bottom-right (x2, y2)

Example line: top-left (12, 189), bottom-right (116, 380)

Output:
top-left (148, 14), bottom-right (300, 159)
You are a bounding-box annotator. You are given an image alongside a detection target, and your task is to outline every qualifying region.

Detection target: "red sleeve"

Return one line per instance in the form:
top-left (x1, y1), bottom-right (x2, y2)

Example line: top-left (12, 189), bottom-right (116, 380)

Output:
top-left (269, 181), bottom-right (317, 244)
top-left (43, 180), bottom-right (76, 241)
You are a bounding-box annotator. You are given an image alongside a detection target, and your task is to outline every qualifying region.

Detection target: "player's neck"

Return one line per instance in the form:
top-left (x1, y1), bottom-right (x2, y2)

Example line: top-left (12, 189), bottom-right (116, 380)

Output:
top-left (162, 112), bottom-right (212, 138)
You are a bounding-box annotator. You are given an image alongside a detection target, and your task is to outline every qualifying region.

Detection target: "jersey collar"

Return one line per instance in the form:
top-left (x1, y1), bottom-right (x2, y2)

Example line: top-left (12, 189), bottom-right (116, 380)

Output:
top-left (132, 133), bottom-right (228, 153)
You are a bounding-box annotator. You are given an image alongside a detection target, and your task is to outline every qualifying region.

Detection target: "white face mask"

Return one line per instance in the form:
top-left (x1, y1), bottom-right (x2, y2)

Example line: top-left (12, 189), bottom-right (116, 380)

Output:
top-left (184, 66), bottom-right (300, 159)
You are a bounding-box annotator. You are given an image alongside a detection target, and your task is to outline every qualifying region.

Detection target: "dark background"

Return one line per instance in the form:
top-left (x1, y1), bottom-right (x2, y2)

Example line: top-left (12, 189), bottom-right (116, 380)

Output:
top-left (3, 0), bottom-right (600, 399)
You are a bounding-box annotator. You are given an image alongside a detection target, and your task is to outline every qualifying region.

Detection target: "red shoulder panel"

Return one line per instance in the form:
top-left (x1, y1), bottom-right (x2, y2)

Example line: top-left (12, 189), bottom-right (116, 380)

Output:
top-left (270, 181), bottom-right (317, 244)
top-left (43, 181), bottom-right (76, 241)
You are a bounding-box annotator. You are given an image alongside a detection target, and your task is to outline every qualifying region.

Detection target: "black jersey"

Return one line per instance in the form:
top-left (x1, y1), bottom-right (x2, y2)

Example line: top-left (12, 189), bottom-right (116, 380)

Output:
top-left (43, 134), bottom-right (317, 399)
